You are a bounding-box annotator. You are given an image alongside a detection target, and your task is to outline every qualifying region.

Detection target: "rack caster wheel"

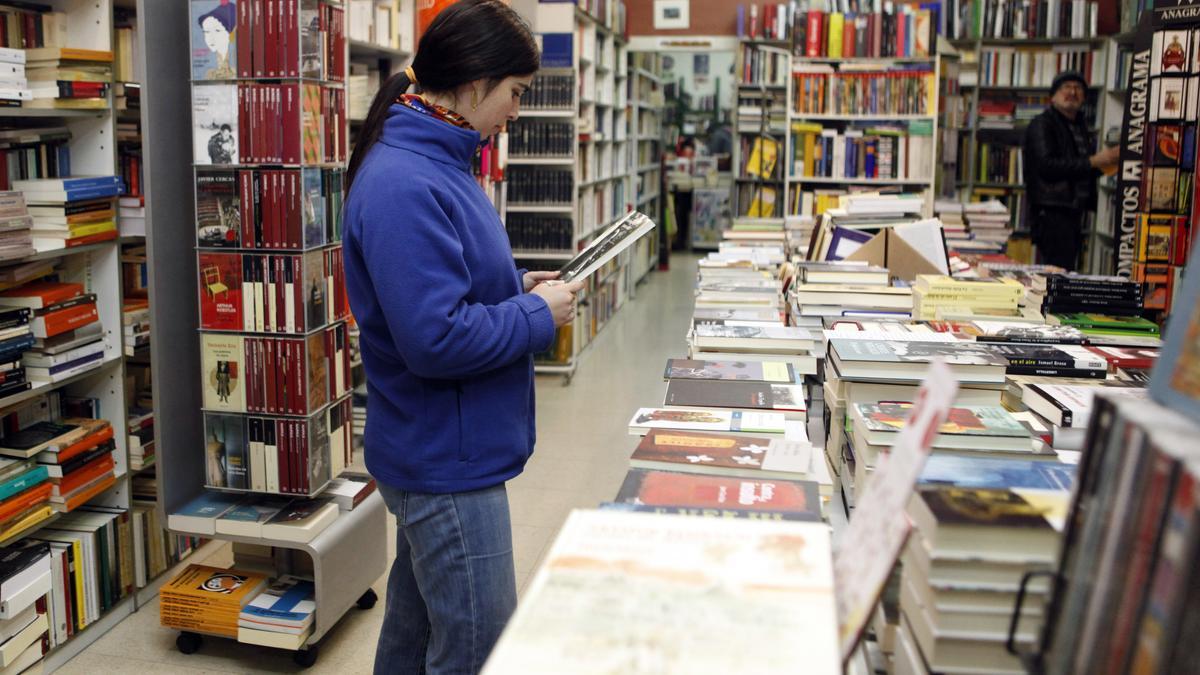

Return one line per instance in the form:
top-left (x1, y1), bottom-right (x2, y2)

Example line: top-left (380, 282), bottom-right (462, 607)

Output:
top-left (294, 645), bottom-right (319, 668)
top-left (357, 588), bottom-right (378, 610)
top-left (176, 632), bottom-right (202, 654)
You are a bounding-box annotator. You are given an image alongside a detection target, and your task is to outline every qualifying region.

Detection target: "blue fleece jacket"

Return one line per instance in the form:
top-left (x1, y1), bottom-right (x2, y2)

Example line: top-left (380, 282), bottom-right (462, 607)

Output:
top-left (343, 103), bottom-right (556, 494)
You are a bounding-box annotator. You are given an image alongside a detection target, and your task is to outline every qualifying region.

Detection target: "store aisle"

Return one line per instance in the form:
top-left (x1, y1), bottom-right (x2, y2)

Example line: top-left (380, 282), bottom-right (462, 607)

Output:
top-left (55, 256), bottom-right (698, 674)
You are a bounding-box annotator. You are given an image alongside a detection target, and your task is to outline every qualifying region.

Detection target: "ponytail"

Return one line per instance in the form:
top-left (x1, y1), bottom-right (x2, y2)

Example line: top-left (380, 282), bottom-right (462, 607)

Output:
top-left (347, 70), bottom-right (413, 190)
top-left (345, 0), bottom-right (540, 193)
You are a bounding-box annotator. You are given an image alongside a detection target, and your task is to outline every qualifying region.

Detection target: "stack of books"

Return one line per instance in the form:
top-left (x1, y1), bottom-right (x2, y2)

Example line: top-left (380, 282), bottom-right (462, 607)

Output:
top-left (131, 474), bottom-right (204, 589)
top-left (169, 492), bottom-right (340, 544)
top-left (0, 457), bottom-right (51, 542)
top-left (0, 48), bottom-right (30, 106)
top-left (0, 540), bottom-right (51, 673)
top-left (0, 303), bottom-right (32, 398)
top-left (687, 324), bottom-right (817, 377)
top-left (160, 564), bottom-right (269, 638)
top-left (127, 405), bottom-right (153, 471)
top-left (934, 201), bottom-right (971, 250)
top-left (122, 297), bottom-right (149, 356)
top-left (23, 47), bottom-right (113, 110)
top-left (1039, 273), bottom-right (1144, 317)
top-left (0, 192), bottom-right (34, 262)
top-left (912, 275), bottom-right (1025, 321)
top-left (847, 402), bottom-right (1036, 491)
top-left (0, 417), bottom-right (114, 513)
top-left (963, 200), bottom-right (1012, 246)
top-left (0, 280), bottom-right (103, 383)
top-left (237, 576), bottom-right (316, 649)
top-left (16, 175), bottom-right (121, 251)
top-left (1047, 312), bottom-right (1161, 341)
top-left (790, 276), bottom-right (913, 329)
top-left (896, 484), bottom-right (1071, 674)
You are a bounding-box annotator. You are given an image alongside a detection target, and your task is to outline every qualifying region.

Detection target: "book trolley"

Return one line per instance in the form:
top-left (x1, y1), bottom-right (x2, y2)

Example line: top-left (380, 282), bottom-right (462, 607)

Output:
top-left (142, 0), bottom-right (385, 666)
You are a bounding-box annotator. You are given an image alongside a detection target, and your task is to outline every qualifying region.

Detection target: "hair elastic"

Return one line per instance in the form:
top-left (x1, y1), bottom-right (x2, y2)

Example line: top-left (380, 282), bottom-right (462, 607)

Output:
top-left (405, 66), bottom-right (418, 86)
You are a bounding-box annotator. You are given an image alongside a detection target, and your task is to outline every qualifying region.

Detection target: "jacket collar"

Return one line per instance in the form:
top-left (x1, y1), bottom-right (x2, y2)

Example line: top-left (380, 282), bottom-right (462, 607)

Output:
top-left (379, 103), bottom-right (480, 172)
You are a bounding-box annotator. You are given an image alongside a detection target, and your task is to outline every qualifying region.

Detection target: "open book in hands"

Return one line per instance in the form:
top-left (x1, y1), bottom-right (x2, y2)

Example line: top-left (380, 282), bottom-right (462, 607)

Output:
top-left (557, 211), bottom-right (657, 283)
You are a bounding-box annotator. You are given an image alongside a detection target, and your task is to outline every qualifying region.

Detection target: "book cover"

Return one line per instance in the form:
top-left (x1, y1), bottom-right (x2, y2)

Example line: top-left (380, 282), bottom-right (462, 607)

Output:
top-left (303, 249), bottom-right (326, 331)
top-left (918, 487), bottom-right (1062, 530)
top-left (664, 358), bottom-right (794, 383)
top-left (204, 413), bottom-right (245, 489)
top-left (196, 170), bottom-right (240, 248)
top-left (191, 0), bottom-right (238, 81)
top-left (627, 408), bottom-right (788, 435)
top-left (217, 497), bottom-right (291, 531)
top-left (192, 84), bottom-right (238, 165)
top-left (693, 324), bottom-right (813, 342)
top-left (1150, 241), bottom-right (1200, 417)
top-left (664, 380), bottom-right (806, 413)
top-left (300, 167), bottom-right (326, 249)
top-left (970, 321), bottom-right (1086, 344)
top-left (614, 469), bottom-right (821, 522)
top-left (831, 338), bottom-right (1009, 367)
top-left (200, 333), bottom-right (245, 412)
top-left (854, 403), bottom-right (1029, 438)
top-left (918, 454), bottom-right (1075, 492)
top-left (630, 429), bottom-right (812, 477)
top-left (485, 511), bottom-right (838, 673)
top-left (239, 575), bottom-right (315, 624)
top-left (172, 492), bottom-right (243, 519)
top-left (986, 343), bottom-right (1108, 370)
top-left (198, 251), bottom-right (243, 330)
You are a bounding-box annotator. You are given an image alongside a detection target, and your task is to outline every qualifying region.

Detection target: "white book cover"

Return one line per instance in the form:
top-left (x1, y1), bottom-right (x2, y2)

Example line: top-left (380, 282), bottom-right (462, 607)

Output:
top-left (693, 324), bottom-right (812, 341)
top-left (482, 510), bottom-right (838, 675)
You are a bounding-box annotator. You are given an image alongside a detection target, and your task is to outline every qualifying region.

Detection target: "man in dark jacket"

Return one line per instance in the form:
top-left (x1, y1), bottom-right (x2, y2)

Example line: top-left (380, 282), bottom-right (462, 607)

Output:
top-left (1023, 71), bottom-right (1119, 270)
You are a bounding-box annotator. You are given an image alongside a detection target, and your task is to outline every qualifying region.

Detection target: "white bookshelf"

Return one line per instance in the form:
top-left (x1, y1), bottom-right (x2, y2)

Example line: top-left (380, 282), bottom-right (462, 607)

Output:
top-left (509, 2), bottom-right (647, 382)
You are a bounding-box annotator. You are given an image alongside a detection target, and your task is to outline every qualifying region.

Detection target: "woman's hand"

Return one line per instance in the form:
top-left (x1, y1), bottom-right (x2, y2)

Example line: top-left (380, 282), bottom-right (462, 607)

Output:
top-left (530, 280), bottom-right (585, 327)
top-left (523, 270), bottom-right (560, 293)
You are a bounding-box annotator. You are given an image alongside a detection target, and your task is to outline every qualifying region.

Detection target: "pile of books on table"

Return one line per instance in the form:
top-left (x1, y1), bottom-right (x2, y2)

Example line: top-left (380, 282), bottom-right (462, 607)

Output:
top-left (912, 275), bottom-right (1025, 321)
top-left (237, 575), bottom-right (316, 649)
top-left (962, 200), bottom-right (1012, 248)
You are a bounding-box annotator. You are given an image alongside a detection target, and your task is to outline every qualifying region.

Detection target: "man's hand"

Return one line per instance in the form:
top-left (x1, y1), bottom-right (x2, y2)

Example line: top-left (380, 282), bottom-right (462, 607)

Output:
top-left (1089, 145), bottom-right (1120, 170)
top-left (523, 270), bottom-right (560, 293)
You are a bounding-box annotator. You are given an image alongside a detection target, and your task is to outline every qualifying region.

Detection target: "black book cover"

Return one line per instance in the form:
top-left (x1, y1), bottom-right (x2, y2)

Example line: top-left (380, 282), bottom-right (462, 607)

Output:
top-left (0, 539), bottom-right (49, 585)
top-left (986, 343), bottom-right (1105, 369)
top-left (664, 379), bottom-right (802, 410)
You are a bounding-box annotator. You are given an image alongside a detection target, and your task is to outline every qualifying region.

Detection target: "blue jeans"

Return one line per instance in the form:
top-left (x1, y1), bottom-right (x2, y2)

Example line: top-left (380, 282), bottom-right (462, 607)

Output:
top-left (374, 482), bottom-right (517, 675)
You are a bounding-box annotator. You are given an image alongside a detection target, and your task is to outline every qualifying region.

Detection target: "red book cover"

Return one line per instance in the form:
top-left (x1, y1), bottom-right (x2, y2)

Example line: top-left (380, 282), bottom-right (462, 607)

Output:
top-left (250, 337), bottom-right (263, 412)
top-left (251, 0), bottom-right (264, 77)
top-left (264, 338), bottom-right (277, 414)
top-left (54, 453), bottom-right (114, 496)
top-left (265, 0), bottom-right (277, 78)
top-left (64, 230), bottom-right (118, 248)
top-left (237, 0), bottom-right (251, 78)
top-left (292, 420), bottom-right (302, 493)
top-left (286, 171), bottom-right (298, 249)
top-left (0, 482), bottom-right (50, 523)
top-left (198, 251), bottom-right (243, 331)
top-left (266, 171), bottom-right (278, 249)
top-left (37, 302), bottom-right (97, 338)
top-left (272, 254), bottom-right (284, 331)
top-left (843, 14), bottom-right (854, 57)
top-left (613, 469), bottom-right (821, 521)
top-left (282, 83), bottom-right (297, 165)
top-left (1084, 346), bottom-right (1159, 370)
top-left (1171, 216), bottom-right (1191, 265)
top-left (806, 11), bottom-right (823, 57)
top-left (0, 281), bottom-right (83, 309)
top-left (281, 0), bottom-right (292, 79)
top-left (276, 419), bottom-right (289, 493)
top-left (238, 170), bottom-right (254, 247)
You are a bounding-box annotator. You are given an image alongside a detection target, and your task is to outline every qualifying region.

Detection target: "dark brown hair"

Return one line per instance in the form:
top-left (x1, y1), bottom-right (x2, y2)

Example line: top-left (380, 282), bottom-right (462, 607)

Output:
top-left (347, 0), bottom-right (539, 190)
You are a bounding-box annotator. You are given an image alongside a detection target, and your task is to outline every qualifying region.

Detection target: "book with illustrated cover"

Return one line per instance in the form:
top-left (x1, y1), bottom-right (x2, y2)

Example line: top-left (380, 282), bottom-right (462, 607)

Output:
top-left (190, 0), bottom-right (238, 81)
top-left (192, 84), bottom-right (238, 165)
top-left (1085, 346), bottom-right (1159, 370)
top-left (204, 412), bottom-right (246, 489)
top-left (196, 170), bottom-right (240, 248)
top-left (261, 497), bottom-right (338, 543)
top-left (909, 487), bottom-right (1067, 562)
top-left (627, 407), bottom-right (788, 436)
top-left (664, 358), bottom-right (795, 383)
top-left (483, 511), bottom-right (838, 674)
top-left (852, 403), bottom-right (1030, 450)
top-left (198, 251), bottom-right (242, 330)
top-left (969, 321), bottom-right (1086, 345)
top-left (917, 455), bottom-right (1076, 492)
top-left (300, 167), bottom-right (326, 250)
top-left (664, 380), bottom-right (807, 419)
top-left (1021, 382), bottom-right (1147, 428)
top-left (1150, 248), bottom-right (1200, 417)
top-left (557, 211), bottom-right (656, 283)
top-left (613, 468), bottom-right (822, 522)
top-left (629, 429), bottom-right (813, 480)
top-left (829, 338), bottom-right (1009, 383)
top-left (168, 492), bottom-right (245, 535)
top-left (215, 496), bottom-right (291, 538)
top-left (200, 333), bottom-right (245, 412)
top-left (691, 308), bottom-right (782, 324)
top-left (692, 323), bottom-right (814, 352)
top-left (984, 343), bottom-right (1108, 373)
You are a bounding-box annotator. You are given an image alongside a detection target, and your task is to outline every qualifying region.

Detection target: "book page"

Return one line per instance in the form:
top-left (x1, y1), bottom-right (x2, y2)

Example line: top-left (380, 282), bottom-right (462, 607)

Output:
top-left (832, 360), bottom-right (958, 661)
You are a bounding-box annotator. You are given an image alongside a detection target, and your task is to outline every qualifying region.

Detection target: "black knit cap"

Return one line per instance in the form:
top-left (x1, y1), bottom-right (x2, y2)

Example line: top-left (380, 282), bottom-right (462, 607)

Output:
top-left (1050, 70), bottom-right (1087, 96)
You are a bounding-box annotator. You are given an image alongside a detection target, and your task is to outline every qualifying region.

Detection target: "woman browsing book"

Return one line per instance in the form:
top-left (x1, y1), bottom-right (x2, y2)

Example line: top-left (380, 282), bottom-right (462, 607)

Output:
top-left (342, 2), bottom-right (582, 672)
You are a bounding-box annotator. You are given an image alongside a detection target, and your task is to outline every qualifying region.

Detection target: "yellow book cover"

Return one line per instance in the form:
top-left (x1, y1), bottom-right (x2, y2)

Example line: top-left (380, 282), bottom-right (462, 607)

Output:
top-left (746, 136), bottom-right (779, 179)
top-left (748, 186), bottom-right (778, 217)
top-left (163, 564), bottom-right (269, 605)
top-left (827, 13), bottom-right (845, 58)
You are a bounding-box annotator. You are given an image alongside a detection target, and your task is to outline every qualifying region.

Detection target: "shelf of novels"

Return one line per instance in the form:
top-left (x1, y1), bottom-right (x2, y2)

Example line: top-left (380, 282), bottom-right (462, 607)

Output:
top-left (519, 1), bottom-right (639, 379)
top-left (122, 0), bottom-right (386, 662)
top-left (732, 39), bottom-right (789, 219)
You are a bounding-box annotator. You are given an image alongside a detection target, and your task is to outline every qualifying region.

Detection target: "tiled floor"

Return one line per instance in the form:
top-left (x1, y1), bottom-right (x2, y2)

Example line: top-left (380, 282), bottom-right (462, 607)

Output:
top-left (56, 253), bottom-right (697, 674)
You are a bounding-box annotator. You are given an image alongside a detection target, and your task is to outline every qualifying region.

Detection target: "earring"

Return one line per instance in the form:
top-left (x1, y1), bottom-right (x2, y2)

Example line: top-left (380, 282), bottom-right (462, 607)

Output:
top-left (471, 88), bottom-right (479, 111)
